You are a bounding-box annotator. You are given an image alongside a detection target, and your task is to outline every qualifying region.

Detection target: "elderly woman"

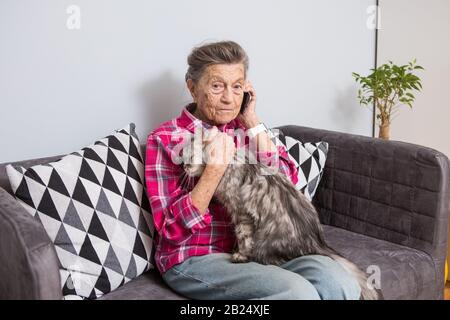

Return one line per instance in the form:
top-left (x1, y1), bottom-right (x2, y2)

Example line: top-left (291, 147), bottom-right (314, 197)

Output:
top-left (145, 41), bottom-right (361, 300)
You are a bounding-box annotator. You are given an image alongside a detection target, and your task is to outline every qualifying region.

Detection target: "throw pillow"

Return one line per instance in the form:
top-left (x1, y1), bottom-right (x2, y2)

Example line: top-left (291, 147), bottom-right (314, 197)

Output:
top-left (275, 130), bottom-right (328, 200)
top-left (6, 123), bottom-right (154, 299)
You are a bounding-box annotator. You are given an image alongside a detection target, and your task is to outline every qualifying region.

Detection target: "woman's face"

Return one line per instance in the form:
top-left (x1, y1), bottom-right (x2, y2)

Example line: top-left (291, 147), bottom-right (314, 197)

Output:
top-left (188, 63), bottom-right (245, 126)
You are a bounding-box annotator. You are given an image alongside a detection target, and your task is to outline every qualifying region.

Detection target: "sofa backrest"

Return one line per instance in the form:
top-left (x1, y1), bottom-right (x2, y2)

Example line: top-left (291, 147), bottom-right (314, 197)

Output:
top-left (275, 125), bottom-right (450, 262)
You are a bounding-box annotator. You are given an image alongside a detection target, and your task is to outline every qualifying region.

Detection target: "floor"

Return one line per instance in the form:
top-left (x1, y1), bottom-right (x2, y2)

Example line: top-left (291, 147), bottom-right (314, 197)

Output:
top-left (446, 282), bottom-right (450, 300)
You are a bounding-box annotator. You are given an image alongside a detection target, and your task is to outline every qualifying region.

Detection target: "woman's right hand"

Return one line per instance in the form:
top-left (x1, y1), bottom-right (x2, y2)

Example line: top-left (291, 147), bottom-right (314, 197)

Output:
top-left (203, 127), bottom-right (236, 171)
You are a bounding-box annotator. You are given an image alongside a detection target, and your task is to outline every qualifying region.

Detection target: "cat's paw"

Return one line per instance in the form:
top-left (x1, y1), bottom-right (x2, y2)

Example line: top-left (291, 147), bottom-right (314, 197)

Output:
top-left (231, 252), bottom-right (249, 263)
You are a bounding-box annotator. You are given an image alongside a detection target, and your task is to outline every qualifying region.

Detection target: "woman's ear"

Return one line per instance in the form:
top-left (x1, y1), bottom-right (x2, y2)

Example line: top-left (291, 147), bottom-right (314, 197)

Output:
top-left (187, 79), bottom-right (197, 101)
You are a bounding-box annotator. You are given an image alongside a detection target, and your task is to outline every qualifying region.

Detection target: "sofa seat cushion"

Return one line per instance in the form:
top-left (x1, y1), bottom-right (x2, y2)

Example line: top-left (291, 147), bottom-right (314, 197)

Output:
top-left (102, 226), bottom-right (438, 300)
top-left (97, 269), bottom-right (186, 300)
top-left (323, 225), bottom-right (437, 300)
top-left (99, 226), bottom-right (438, 300)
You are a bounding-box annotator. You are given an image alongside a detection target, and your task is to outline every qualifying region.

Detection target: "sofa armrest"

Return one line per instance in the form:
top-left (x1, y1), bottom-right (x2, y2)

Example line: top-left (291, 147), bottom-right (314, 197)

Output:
top-left (0, 187), bottom-right (62, 299)
top-left (276, 125), bottom-right (450, 288)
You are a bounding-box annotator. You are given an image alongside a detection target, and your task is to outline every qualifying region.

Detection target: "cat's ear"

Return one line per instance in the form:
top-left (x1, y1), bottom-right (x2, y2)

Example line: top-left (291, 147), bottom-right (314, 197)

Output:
top-left (180, 136), bottom-right (195, 164)
top-left (204, 126), bottom-right (219, 142)
top-left (182, 135), bottom-right (204, 165)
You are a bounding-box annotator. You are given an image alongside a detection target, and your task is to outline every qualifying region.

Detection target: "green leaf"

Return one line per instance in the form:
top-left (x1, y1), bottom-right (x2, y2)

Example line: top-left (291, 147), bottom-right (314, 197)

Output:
top-left (352, 58), bottom-right (423, 111)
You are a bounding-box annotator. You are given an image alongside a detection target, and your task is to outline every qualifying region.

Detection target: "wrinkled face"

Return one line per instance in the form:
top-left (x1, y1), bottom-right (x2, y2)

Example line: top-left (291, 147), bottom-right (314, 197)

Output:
top-left (188, 63), bottom-right (246, 126)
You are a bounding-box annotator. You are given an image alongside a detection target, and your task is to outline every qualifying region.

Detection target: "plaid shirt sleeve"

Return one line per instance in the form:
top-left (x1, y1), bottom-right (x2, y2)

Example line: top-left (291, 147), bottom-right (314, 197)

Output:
top-left (145, 134), bottom-right (212, 245)
top-left (256, 130), bottom-right (299, 186)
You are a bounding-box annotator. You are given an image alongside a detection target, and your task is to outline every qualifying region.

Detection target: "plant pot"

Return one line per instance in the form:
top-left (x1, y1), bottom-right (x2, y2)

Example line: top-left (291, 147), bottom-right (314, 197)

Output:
top-left (379, 123), bottom-right (390, 140)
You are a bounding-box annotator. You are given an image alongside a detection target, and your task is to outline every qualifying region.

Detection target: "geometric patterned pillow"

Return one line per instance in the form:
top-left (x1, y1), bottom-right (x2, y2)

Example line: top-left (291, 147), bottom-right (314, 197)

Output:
top-left (6, 123), bottom-right (154, 300)
top-left (276, 133), bottom-right (328, 201)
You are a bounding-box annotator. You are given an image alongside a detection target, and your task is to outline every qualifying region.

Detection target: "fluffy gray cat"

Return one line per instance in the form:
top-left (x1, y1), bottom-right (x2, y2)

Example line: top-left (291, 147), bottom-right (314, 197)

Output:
top-left (180, 135), bottom-right (381, 300)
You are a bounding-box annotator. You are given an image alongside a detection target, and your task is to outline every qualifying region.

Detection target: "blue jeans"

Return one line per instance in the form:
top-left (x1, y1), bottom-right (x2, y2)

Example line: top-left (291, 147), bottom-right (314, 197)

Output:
top-left (162, 253), bottom-right (361, 300)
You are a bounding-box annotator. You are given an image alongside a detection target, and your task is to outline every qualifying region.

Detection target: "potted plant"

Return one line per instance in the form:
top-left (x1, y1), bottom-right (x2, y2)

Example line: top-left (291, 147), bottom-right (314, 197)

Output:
top-left (352, 59), bottom-right (424, 140)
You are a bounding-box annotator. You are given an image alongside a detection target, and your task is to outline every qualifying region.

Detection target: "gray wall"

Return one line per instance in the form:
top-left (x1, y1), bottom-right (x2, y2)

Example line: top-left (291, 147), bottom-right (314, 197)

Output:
top-left (377, 0), bottom-right (450, 159)
top-left (0, 0), bottom-right (376, 163)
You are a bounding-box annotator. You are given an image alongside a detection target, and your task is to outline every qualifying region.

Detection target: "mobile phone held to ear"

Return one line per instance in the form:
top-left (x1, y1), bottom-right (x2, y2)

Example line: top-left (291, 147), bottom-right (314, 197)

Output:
top-left (240, 92), bottom-right (251, 114)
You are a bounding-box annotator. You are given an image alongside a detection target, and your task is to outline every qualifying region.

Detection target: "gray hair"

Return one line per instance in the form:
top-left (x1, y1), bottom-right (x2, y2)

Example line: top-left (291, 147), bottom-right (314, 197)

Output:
top-left (185, 40), bottom-right (249, 83)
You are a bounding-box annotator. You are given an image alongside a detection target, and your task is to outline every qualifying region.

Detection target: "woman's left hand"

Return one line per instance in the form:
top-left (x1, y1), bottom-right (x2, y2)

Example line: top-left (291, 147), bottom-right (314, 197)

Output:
top-left (237, 81), bottom-right (261, 129)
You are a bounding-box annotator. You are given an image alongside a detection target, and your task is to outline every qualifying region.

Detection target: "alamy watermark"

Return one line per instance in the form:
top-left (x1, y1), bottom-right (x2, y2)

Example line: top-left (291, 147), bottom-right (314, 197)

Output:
top-left (366, 264), bottom-right (382, 290)
top-left (169, 124), bottom-right (283, 176)
top-left (366, 4), bottom-right (381, 30)
top-left (66, 5), bottom-right (81, 30)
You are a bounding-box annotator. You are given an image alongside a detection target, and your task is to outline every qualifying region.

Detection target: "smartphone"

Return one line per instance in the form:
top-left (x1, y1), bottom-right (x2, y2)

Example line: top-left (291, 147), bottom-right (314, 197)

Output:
top-left (240, 92), bottom-right (251, 114)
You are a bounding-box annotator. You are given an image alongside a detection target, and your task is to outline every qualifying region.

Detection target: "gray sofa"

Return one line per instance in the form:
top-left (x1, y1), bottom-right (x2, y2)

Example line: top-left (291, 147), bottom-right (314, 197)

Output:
top-left (0, 125), bottom-right (449, 300)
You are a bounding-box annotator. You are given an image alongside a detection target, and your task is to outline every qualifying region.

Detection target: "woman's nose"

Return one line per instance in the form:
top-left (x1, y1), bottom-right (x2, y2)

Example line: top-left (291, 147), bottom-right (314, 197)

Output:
top-left (220, 87), bottom-right (233, 103)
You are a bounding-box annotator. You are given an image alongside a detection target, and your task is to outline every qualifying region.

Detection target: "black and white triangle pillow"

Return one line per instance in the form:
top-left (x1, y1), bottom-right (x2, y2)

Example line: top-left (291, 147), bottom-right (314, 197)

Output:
top-left (275, 131), bottom-right (328, 201)
top-left (6, 123), bottom-right (155, 300)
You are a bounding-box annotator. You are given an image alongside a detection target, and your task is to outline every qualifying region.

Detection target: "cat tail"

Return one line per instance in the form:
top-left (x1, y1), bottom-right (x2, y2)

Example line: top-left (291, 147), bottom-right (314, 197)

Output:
top-left (316, 246), bottom-right (381, 300)
top-left (312, 229), bottom-right (381, 299)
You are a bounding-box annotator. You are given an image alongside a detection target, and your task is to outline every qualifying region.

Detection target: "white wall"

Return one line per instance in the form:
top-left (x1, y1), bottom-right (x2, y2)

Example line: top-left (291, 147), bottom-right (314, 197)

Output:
top-left (0, 0), bottom-right (376, 163)
top-left (377, 0), bottom-right (450, 159)
top-left (376, 0), bottom-right (450, 277)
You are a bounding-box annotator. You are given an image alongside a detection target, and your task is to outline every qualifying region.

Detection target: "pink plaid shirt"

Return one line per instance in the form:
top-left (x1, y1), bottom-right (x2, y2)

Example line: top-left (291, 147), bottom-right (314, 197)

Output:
top-left (145, 103), bottom-right (299, 274)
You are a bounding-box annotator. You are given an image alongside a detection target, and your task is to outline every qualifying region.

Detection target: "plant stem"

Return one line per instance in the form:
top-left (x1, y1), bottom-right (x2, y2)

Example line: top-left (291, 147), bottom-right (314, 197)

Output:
top-left (387, 90), bottom-right (398, 123)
